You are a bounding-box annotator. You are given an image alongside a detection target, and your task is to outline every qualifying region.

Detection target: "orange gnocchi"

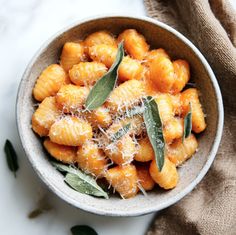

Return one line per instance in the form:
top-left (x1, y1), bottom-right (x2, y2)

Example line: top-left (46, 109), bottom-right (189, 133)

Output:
top-left (134, 137), bottom-right (154, 162)
top-left (56, 84), bottom-right (89, 113)
top-left (77, 141), bottom-right (108, 177)
top-left (60, 42), bottom-right (86, 71)
top-left (106, 80), bottom-right (145, 112)
top-left (84, 30), bottom-right (117, 50)
top-left (117, 29), bottom-right (149, 60)
top-left (31, 29), bottom-right (206, 199)
top-left (149, 57), bottom-right (175, 93)
top-left (49, 117), bottom-right (92, 146)
top-left (43, 138), bottom-right (76, 164)
top-left (105, 165), bottom-right (138, 199)
top-left (181, 88), bottom-right (206, 133)
top-left (149, 158), bottom-right (179, 189)
top-left (118, 56), bottom-right (144, 82)
top-left (136, 164), bottom-right (155, 191)
top-left (32, 96), bottom-right (60, 136)
top-left (88, 44), bottom-right (117, 68)
top-left (69, 62), bottom-right (107, 86)
top-left (33, 64), bottom-right (66, 101)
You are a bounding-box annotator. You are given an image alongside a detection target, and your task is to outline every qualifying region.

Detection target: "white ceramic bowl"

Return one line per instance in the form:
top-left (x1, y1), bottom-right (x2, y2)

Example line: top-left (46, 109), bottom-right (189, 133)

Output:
top-left (16, 15), bottom-right (224, 216)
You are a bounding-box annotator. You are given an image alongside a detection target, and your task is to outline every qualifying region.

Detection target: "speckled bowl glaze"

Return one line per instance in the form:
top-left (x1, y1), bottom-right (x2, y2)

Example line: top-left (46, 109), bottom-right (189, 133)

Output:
top-left (16, 15), bottom-right (224, 216)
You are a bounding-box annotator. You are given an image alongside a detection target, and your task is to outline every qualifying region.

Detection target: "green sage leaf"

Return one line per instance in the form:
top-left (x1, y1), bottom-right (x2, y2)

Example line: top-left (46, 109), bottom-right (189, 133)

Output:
top-left (65, 173), bottom-right (108, 199)
top-left (143, 96), bottom-right (165, 171)
top-left (71, 225), bottom-right (98, 235)
top-left (52, 161), bottom-right (108, 198)
top-left (183, 103), bottom-right (192, 141)
top-left (85, 42), bottom-right (124, 110)
top-left (4, 139), bottom-right (19, 177)
top-left (110, 123), bottom-right (131, 142)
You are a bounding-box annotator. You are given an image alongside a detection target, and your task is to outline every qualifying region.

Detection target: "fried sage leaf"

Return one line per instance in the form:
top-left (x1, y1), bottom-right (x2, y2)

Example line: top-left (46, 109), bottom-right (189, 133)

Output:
top-left (183, 103), bottom-right (192, 141)
top-left (52, 162), bottom-right (108, 199)
top-left (85, 42), bottom-right (124, 110)
top-left (71, 225), bottom-right (98, 235)
top-left (110, 123), bottom-right (131, 142)
top-left (143, 96), bottom-right (165, 171)
top-left (4, 139), bottom-right (19, 177)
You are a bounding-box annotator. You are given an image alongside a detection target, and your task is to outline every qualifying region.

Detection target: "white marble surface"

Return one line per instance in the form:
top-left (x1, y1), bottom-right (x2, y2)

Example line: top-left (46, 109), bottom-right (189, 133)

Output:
top-left (0, 0), bottom-right (235, 235)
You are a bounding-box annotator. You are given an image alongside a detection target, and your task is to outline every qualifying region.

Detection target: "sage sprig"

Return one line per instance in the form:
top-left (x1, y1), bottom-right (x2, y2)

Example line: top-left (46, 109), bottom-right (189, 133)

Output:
top-left (4, 139), bottom-right (19, 177)
top-left (143, 96), bottom-right (165, 171)
top-left (110, 123), bottom-right (131, 142)
top-left (183, 103), bottom-right (192, 142)
top-left (52, 162), bottom-right (108, 199)
top-left (71, 225), bottom-right (98, 235)
top-left (85, 42), bottom-right (124, 110)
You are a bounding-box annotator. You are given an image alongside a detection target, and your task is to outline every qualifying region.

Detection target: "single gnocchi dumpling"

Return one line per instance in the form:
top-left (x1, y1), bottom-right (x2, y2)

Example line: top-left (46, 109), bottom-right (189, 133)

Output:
top-left (149, 57), bottom-right (175, 93)
top-left (88, 44), bottom-right (117, 68)
top-left (84, 30), bottom-right (117, 50)
top-left (106, 80), bottom-right (145, 112)
top-left (69, 62), bottom-right (107, 86)
top-left (181, 88), bottom-right (206, 133)
top-left (49, 116), bottom-right (93, 146)
top-left (56, 84), bottom-right (89, 113)
top-left (172, 59), bottom-right (190, 94)
top-left (104, 134), bottom-right (136, 165)
top-left (60, 42), bottom-right (86, 71)
top-left (33, 64), bottom-right (67, 101)
top-left (149, 157), bottom-right (179, 190)
top-left (84, 106), bottom-right (112, 128)
top-left (134, 137), bottom-right (154, 162)
top-left (144, 48), bottom-right (170, 66)
top-left (155, 94), bottom-right (174, 123)
top-left (105, 164), bottom-right (138, 198)
top-left (118, 56), bottom-right (144, 82)
top-left (32, 96), bottom-right (60, 136)
top-left (163, 117), bottom-right (184, 144)
top-left (77, 141), bottom-right (108, 178)
top-left (43, 138), bottom-right (77, 164)
top-left (166, 134), bottom-right (198, 166)
top-left (117, 29), bottom-right (149, 60)
top-left (136, 164), bottom-right (155, 191)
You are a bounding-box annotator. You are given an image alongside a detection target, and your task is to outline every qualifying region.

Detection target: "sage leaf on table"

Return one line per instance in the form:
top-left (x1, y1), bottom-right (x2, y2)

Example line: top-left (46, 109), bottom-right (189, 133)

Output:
top-left (28, 195), bottom-right (52, 219)
top-left (85, 41), bottom-right (124, 110)
top-left (4, 139), bottom-right (19, 177)
top-left (183, 102), bottom-right (192, 142)
top-left (143, 96), bottom-right (165, 171)
top-left (52, 162), bottom-right (108, 199)
top-left (110, 123), bottom-right (131, 142)
top-left (71, 225), bottom-right (98, 235)
top-left (65, 173), bottom-right (108, 199)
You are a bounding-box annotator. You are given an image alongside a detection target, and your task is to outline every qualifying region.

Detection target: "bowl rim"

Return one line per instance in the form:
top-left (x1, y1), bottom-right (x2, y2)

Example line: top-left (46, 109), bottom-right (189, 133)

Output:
top-left (16, 14), bottom-right (224, 217)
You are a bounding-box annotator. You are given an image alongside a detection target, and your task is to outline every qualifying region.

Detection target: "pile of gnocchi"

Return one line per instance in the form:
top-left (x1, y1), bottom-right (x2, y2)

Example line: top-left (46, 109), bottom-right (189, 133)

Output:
top-left (32, 29), bottom-right (206, 199)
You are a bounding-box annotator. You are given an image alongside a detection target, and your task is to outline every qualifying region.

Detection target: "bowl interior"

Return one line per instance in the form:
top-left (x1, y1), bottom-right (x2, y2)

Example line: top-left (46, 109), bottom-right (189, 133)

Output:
top-left (17, 16), bottom-right (222, 216)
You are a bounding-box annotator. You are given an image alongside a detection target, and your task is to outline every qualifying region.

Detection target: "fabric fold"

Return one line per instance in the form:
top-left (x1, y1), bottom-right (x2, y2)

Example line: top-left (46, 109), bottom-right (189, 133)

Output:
top-left (144, 0), bottom-right (236, 234)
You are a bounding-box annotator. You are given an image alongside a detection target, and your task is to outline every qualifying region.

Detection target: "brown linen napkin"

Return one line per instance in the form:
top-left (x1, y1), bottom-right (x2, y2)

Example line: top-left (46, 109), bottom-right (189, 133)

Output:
top-left (144, 0), bottom-right (236, 234)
